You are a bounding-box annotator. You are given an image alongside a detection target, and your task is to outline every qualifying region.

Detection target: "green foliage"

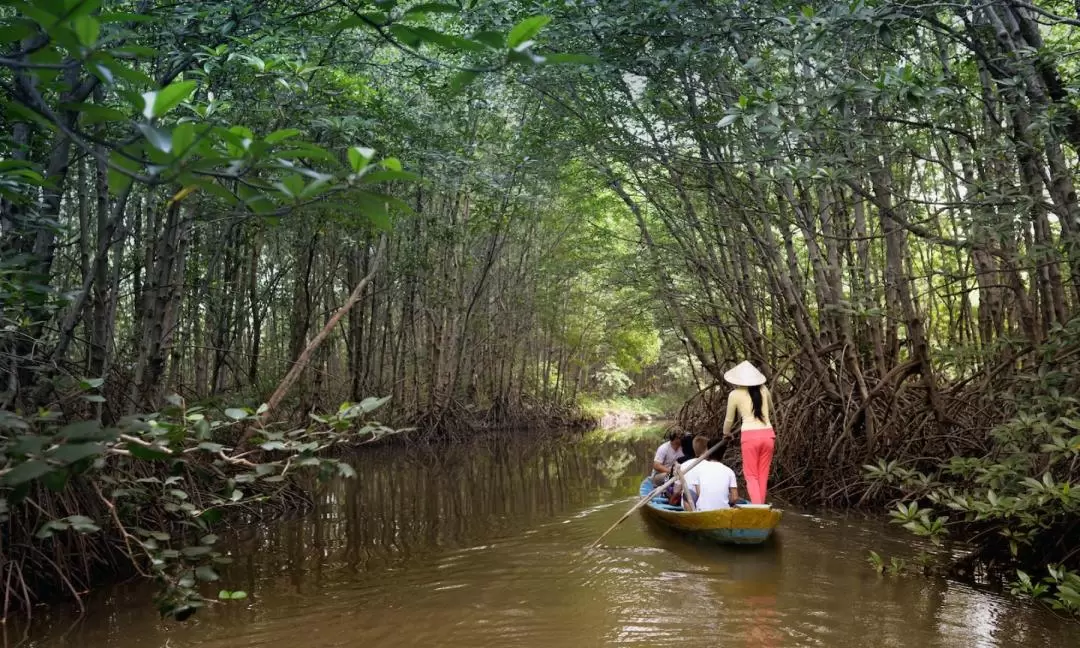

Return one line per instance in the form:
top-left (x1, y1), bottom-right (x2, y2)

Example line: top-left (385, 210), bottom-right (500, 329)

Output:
top-left (578, 393), bottom-right (685, 421)
top-left (0, 0), bottom-right (604, 617)
top-left (865, 318), bottom-right (1080, 614)
top-left (0, 394), bottom-right (395, 618)
top-left (1012, 566), bottom-right (1080, 615)
top-left (592, 362), bottom-right (632, 397)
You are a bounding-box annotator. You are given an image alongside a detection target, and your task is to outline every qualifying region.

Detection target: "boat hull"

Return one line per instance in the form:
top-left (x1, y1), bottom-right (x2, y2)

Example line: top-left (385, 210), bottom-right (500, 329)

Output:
top-left (638, 478), bottom-right (782, 545)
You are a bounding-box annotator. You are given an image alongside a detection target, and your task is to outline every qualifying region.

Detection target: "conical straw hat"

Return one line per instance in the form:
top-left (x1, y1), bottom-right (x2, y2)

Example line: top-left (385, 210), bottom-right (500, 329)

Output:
top-left (723, 361), bottom-right (766, 387)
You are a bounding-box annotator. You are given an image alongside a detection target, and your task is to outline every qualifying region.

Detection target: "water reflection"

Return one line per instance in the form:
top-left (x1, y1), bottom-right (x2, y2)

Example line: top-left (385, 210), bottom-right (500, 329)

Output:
top-left (17, 430), bottom-right (1076, 648)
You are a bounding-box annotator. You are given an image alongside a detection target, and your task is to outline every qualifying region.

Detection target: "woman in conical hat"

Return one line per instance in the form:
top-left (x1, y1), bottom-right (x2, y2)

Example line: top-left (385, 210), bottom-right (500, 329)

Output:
top-left (721, 361), bottom-right (774, 504)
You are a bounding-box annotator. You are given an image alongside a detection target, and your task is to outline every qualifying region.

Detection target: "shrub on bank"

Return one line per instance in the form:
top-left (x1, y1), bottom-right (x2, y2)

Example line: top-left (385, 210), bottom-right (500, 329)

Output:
top-left (0, 393), bottom-right (394, 620)
top-left (578, 393), bottom-right (687, 423)
top-left (866, 318), bottom-right (1080, 615)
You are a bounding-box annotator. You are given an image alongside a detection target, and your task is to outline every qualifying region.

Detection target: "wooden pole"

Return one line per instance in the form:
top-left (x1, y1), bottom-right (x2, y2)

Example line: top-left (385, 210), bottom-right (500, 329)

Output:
top-left (678, 462), bottom-right (696, 512)
top-left (590, 438), bottom-right (727, 548)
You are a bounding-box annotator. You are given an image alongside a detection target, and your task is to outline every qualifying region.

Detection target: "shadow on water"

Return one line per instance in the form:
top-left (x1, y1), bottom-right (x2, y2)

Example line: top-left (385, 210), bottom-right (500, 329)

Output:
top-left (13, 427), bottom-right (1078, 648)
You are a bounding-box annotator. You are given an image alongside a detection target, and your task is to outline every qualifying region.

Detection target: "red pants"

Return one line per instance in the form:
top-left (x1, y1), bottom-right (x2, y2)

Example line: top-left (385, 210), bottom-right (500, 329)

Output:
top-left (741, 428), bottom-right (775, 504)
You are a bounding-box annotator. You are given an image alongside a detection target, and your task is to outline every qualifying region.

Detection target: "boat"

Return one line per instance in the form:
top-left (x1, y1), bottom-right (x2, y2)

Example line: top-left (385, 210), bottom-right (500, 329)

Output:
top-left (637, 477), bottom-right (782, 545)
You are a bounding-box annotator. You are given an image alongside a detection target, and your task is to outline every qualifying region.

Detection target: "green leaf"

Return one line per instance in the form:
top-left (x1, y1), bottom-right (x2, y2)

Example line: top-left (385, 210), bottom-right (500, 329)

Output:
top-left (11, 2), bottom-right (58, 30)
top-left (66, 515), bottom-right (100, 533)
top-left (73, 15), bottom-right (99, 46)
top-left (111, 45), bottom-right (158, 57)
top-left (181, 545), bottom-right (212, 557)
top-left (197, 442), bottom-right (224, 453)
top-left (11, 435), bottom-right (45, 456)
top-left (348, 146), bottom-right (375, 172)
top-left (79, 377), bottom-right (105, 389)
top-left (718, 114), bottom-right (739, 128)
top-left (448, 69), bottom-right (478, 96)
top-left (56, 420), bottom-right (114, 442)
top-left (108, 145), bottom-right (141, 195)
top-left (265, 128), bottom-right (301, 144)
top-left (388, 24), bottom-right (422, 48)
top-left (358, 396), bottom-right (391, 412)
top-left (507, 15), bottom-right (550, 48)
top-left (41, 469), bottom-right (69, 493)
top-left (471, 30), bottom-right (504, 49)
top-left (195, 566), bottom-right (219, 581)
top-left (195, 179), bottom-right (240, 206)
top-left (355, 192), bottom-right (391, 230)
top-left (224, 408), bottom-right (248, 421)
top-left (409, 26), bottom-right (487, 52)
top-left (136, 122), bottom-right (172, 153)
top-left (49, 442), bottom-right (104, 464)
top-left (97, 55), bottom-right (155, 87)
top-left (143, 80), bottom-right (197, 119)
top-left (0, 19), bottom-right (37, 44)
top-left (36, 520), bottom-right (68, 539)
top-left (171, 122), bottom-right (195, 155)
top-left (2, 460), bottom-right (53, 486)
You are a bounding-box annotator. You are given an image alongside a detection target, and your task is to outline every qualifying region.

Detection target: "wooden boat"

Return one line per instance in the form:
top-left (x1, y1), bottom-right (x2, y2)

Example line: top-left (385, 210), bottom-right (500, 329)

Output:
top-left (638, 478), bottom-right (782, 545)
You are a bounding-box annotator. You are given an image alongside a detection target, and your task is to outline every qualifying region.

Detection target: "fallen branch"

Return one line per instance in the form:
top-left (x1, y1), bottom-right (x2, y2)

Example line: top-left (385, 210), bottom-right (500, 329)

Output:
top-left (257, 235), bottom-right (387, 426)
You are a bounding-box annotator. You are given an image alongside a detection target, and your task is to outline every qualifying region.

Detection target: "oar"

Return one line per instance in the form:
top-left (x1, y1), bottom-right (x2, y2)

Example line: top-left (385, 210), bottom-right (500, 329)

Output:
top-left (590, 437), bottom-right (729, 548)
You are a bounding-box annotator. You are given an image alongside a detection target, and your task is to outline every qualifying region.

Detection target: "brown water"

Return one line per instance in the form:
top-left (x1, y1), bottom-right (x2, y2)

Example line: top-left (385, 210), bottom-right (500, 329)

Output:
top-left (12, 430), bottom-right (1076, 647)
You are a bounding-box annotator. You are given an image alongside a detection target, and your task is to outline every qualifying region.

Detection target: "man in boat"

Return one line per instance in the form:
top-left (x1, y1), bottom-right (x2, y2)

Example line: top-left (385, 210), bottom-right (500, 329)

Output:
top-left (683, 436), bottom-right (739, 511)
top-left (665, 437), bottom-right (698, 505)
top-left (651, 429), bottom-right (685, 486)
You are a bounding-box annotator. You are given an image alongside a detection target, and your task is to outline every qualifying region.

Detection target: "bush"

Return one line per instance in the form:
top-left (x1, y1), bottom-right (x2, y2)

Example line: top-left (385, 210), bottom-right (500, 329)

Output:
top-left (865, 318), bottom-right (1080, 615)
top-left (0, 392), bottom-right (394, 619)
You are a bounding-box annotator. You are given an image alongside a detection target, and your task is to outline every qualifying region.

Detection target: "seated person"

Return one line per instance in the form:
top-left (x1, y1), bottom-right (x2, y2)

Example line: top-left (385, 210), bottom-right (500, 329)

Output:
top-left (684, 436), bottom-right (739, 511)
top-left (651, 429), bottom-right (684, 486)
top-left (666, 437), bottom-right (697, 505)
top-left (679, 432), bottom-right (695, 460)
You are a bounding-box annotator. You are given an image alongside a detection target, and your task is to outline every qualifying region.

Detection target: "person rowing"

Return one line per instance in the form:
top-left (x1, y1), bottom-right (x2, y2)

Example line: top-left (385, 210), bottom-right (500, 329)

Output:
top-left (721, 361), bottom-right (775, 505)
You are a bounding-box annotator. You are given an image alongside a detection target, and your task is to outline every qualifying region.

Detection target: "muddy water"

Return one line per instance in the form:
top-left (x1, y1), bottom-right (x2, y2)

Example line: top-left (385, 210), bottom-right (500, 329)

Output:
top-left (15, 430), bottom-right (1076, 647)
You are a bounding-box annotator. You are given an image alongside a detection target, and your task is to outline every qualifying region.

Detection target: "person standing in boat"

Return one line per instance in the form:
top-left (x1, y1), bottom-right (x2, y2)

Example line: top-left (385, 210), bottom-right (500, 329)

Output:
top-left (651, 429), bottom-right (684, 485)
top-left (684, 436), bottom-right (739, 510)
top-left (721, 361), bottom-right (775, 505)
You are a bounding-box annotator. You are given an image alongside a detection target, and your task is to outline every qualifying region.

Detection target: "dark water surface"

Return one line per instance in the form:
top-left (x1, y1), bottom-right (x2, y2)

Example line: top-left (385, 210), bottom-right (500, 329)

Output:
top-left (14, 429), bottom-right (1076, 647)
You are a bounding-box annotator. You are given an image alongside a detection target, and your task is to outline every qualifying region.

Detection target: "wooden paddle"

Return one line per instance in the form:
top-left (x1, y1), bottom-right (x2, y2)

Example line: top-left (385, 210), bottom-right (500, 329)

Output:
top-left (590, 437), bottom-right (729, 548)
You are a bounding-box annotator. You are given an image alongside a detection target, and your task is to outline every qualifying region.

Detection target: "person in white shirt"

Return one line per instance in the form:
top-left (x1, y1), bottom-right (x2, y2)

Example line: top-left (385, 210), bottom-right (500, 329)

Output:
top-left (651, 429), bottom-right (684, 485)
top-left (684, 436), bottom-right (739, 511)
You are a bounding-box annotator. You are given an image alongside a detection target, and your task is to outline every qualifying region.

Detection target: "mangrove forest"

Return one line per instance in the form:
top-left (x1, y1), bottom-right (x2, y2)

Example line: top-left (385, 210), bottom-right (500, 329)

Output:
top-left (2, 0), bottom-right (1080, 629)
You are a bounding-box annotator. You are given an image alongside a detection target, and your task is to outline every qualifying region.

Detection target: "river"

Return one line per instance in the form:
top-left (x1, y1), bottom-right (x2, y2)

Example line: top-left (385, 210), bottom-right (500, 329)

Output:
top-left (13, 427), bottom-right (1076, 647)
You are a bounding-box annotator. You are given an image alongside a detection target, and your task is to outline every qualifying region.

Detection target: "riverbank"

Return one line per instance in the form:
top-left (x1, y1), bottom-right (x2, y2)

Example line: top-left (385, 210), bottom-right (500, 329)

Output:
top-left (0, 397), bottom-right (604, 621)
top-left (577, 393), bottom-right (686, 429)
